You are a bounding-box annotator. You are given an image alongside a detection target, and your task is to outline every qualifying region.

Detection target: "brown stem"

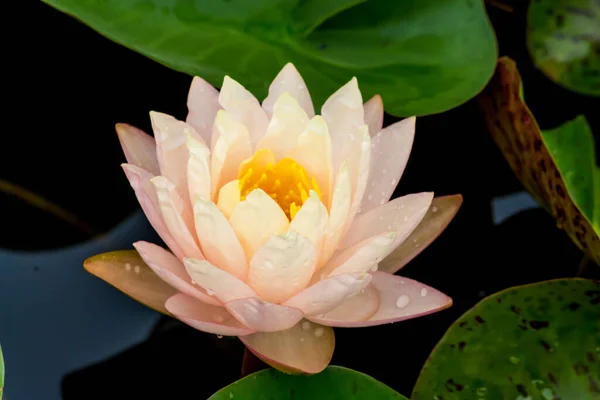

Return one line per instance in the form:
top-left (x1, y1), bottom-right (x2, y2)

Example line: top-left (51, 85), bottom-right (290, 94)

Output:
top-left (485, 0), bottom-right (514, 12)
top-left (576, 255), bottom-right (590, 277)
top-left (240, 348), bottom-right (268, 378)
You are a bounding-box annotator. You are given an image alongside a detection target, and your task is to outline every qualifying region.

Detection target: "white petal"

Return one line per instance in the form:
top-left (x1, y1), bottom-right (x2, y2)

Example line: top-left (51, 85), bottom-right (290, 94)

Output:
top-left (193, 199), bottom-right (248, 280)
top-left (184, 258), bottom-right (256, 303)
top-left (216, 180), bottom-right (241, 220)
top-left (288, 190), bottom-right (328, 248)
top-left (263, 63), bottom-right (315, 118)
top-left (211, 110), bottom-right (253, 199)
top-left (320, 163), bottom-right (351, 266)
top-left (343, 124), bottom-right (371, 234)
top-left (186, 134), bottom-right (211, 204)
top-left (219, 76), bottom-right (269, 148)
top-left (229, 189), bottom-right (289, 260)
top-left (248, 232), bottom-right (317, 303)
top-left (256, 92), bottom-right (309, 159)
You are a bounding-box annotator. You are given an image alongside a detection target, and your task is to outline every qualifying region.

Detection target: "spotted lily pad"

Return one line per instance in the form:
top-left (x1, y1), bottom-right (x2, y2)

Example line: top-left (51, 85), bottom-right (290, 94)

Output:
top-left (478, 57), bottom-right (600, 266)
top-left (84, 250), bottom-right (176, 315)
top-left (412, 278), bottom-right (600, 399)
top-left (527, 0), bottom-right (600, 96)
top-left (40, 0), bottom-right (497, 116)
top-left (209, 366), bottom-right (407, 399)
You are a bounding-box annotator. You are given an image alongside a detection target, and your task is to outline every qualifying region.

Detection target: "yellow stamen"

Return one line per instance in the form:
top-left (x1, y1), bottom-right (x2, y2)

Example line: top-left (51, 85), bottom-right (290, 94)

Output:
top-left (238, 149), bottom-right (322, 220)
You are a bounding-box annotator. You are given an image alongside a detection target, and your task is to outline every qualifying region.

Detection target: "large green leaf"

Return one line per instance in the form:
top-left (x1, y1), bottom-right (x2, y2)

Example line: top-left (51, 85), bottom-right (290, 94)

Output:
top-left (209, 366), bottom-right (407, 399)
top-left (478, 57), bottom-right (600, 266)
top-left (413, 278), bottom-right (600, 399)
top-left (527, 0), bottom-right (600, 96)
top-left (41, 0), bottom-right (497, 116)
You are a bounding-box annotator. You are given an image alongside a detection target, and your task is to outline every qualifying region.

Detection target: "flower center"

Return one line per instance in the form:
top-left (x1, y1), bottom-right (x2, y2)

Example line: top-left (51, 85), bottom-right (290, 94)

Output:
top-left (238, 149), bottom-right (322, 220)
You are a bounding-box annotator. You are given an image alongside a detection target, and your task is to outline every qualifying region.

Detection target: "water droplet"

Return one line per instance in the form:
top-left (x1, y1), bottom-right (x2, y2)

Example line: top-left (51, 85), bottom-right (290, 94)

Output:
top-left (207, 288), bottom-right (215, 296)
top-left (367, 194), bottom-right (373, 201)
top-left (387, 225), bottom-right (392, 230)
top-left (314, 327), bottom-right (324, 337)
top-left (391, 179), bottom-right (397, 185)
top-left (382, 168), bottom-right (387, 174)
top-left (302, 321), bottom-right (311, 330)
top-left (214, 314), bottom-right (225, 323)
top-left (297, 83), bottom-right (305, 90)
top-left (379, 199), bottom-right (385, 205)
top-left (420, 288), bottom-right (428, 297)
top-left (134, 265), bottom-right (141, 274)
top-left (403, 216), bottom-right (408, 222)
top-left (125, 263), bottom-right (132, 271)
top-left (509, 356), bottom-right (519, 364)
top-left (415, 243), bottom-right (420, 248)
top-left (229, 391), bottom-right (234, 399)
top-left (217, 335), bottom-right (223, 339)
top-left (432, 206), bottom-right (439, 213)
top-left (396, 295), bottom-right (410, 308)
top-left (379, 215), bottom-right (384, 220)
top-left (300, 337), bottom-right (305, 342)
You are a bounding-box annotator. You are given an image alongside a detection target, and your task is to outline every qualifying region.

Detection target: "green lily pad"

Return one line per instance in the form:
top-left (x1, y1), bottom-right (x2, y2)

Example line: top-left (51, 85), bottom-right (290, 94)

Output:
top-left (478, 57), bottom-right (600, 266)
top-left (209, 366), bottom-right (407, 399)
top-left (412, 278), bottom-right (600, 399)
top-left (527, 0), bottom-right (600, 96)
top-left (40, 0), bottom-right (497, 116)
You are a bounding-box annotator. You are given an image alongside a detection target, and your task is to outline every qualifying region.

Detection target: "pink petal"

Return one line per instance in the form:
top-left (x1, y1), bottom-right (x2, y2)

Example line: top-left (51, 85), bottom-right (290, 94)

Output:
top-left (320, 164), bottom-right (351, 265)
top-left (121, 164), bottom-right (186, 260)
top-left (133, 241), bottom-right (220, 306)
top-left (150, 112), bottom-right (200, 217)
top-left (240, 320), bottom-right (334, 374)
top-left (309, 285), bottom-right (380, 324)
top-left (363, 95), bottom-right (384, 137)
top-left (321, 77), bottom-right (364, 176)
top-left (193, 199), bottom-right (248, 280)
top-left (283, 273), bottom-right (371, 316)
top-left (116, 123), bottom-right (160, 175)
top-left (186, 76), bottom-right (220, 145)
top-left (343, 124), bottom-right (371, 236)
top-left (319, 231), bottom-right (396, 279)
top-left (219, 76), bottom-right (269, 148)
top-left (226, 297), bottom-right (304, 332)
top-left (186, 134), bottom-right (211, 203)
top-left (342, 192), bottom-right (433, 250)
top-left (151, 176), bottom-right (203, 259)
top-left (263, 63), bottom-right (315, 118)
top-left (166, 293), bottom-right (253, 336)
top-left (310, 271), bottom-right (452, 327)
top-left (210, 110), bottom-right (253, 198)
top-left (247, 232), bottom-right (316, 304)
top-left (216, 180), bottom-right (240, 219)
top-left (379, 195), bottom-right (463, 273)
top-left (288, 190), bottom-right (328, 248)
top-left (359, 117), bottom-right (416, 214)
top-left (183, 258), bottom-right (256, 303)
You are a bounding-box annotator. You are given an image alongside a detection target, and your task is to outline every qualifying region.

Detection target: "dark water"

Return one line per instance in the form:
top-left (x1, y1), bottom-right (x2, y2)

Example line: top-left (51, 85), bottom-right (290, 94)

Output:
top-left (3, 1), bottom-right (599, 399)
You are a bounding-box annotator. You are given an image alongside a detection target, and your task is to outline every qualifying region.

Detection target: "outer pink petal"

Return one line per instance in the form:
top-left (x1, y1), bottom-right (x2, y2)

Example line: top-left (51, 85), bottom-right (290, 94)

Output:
top-left (342, 192), bottom-right (433, 250)
top-left (133, 241), bottom-right (220, 306)
top-left (379, 195), bottom-right (463, 273)
top-left (309, 271), bottom-right (452, 327)
top-left (360, 117), bottom-right (416, 214)
top-left (121, 164), bottom-right (186, 260)
top-left (166, 293), bottom-right (254, 336)
top-left (151, 176), bottom-right (203, 259)
top-left (262, 63), bottom-right (315, 118)
top-left (283, 273), bottom-right (371, 316)
top-left (183, 258), bottom-right (256, 303)
top-left (225, 297), bottom-right (304, 332)
top-left (240, 320), bottom-right (334, 374)
top-left (219, 76), bottom-right (269, 148)
top-left (116, 123), bottom-right (160, 175)
top-left (186, 76), bottom-right (221, 145)
top-left (363, 95), bottom-right (384, 137)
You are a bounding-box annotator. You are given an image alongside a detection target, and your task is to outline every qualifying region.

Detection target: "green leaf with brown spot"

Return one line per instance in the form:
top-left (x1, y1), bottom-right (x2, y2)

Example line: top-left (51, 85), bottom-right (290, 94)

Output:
top-left (527, 0), bottom-right (600, 96)
top-left (478, 57), bottom-right (600, 266)
top-left (84, 250), bottom-right (176, 315)
top-left (209, 366), bottom-right (408, 399)
top-left (412, 278), bottom-right (600, 400)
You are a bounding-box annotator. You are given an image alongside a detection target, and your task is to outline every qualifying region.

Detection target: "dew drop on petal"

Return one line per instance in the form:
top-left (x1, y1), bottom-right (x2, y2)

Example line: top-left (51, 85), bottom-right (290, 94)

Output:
top-left (217, 335), bottom-right (223, 339)
top-left (134, 265), bottom-right (141, 274)
top-left (432, 206), bottom-right (439, 213)
top-left (302, 321), bottom-right (311, 330)
top-left (391, 179), bottom-right (397, 185)
top-left (367, 194), bottom-right (373, 201)
top-left (403, 216), bottom-right (408, 222)
top-left (125, 263), bottom-right (132, 271)
top-left (382, 169), bottom-right (387, 174)
top-left (396, 295), bottom-right (410, 308)
top-left (206, 288), bottom-right (215, 296)
top-left (314, 327), bottom-right (324, 337)
top-left (420, 288), bottom-right (428, 297)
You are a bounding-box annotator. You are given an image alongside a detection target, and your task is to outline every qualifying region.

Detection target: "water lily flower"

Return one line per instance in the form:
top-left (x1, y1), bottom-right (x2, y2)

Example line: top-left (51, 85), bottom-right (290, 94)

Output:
top-left (86, 63), bottom-right (462, 374)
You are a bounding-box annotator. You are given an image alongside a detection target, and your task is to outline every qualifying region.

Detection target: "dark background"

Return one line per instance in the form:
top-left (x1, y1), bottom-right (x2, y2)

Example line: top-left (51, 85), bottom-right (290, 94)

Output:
top-left (2, 1), bottom-right (598, 398)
